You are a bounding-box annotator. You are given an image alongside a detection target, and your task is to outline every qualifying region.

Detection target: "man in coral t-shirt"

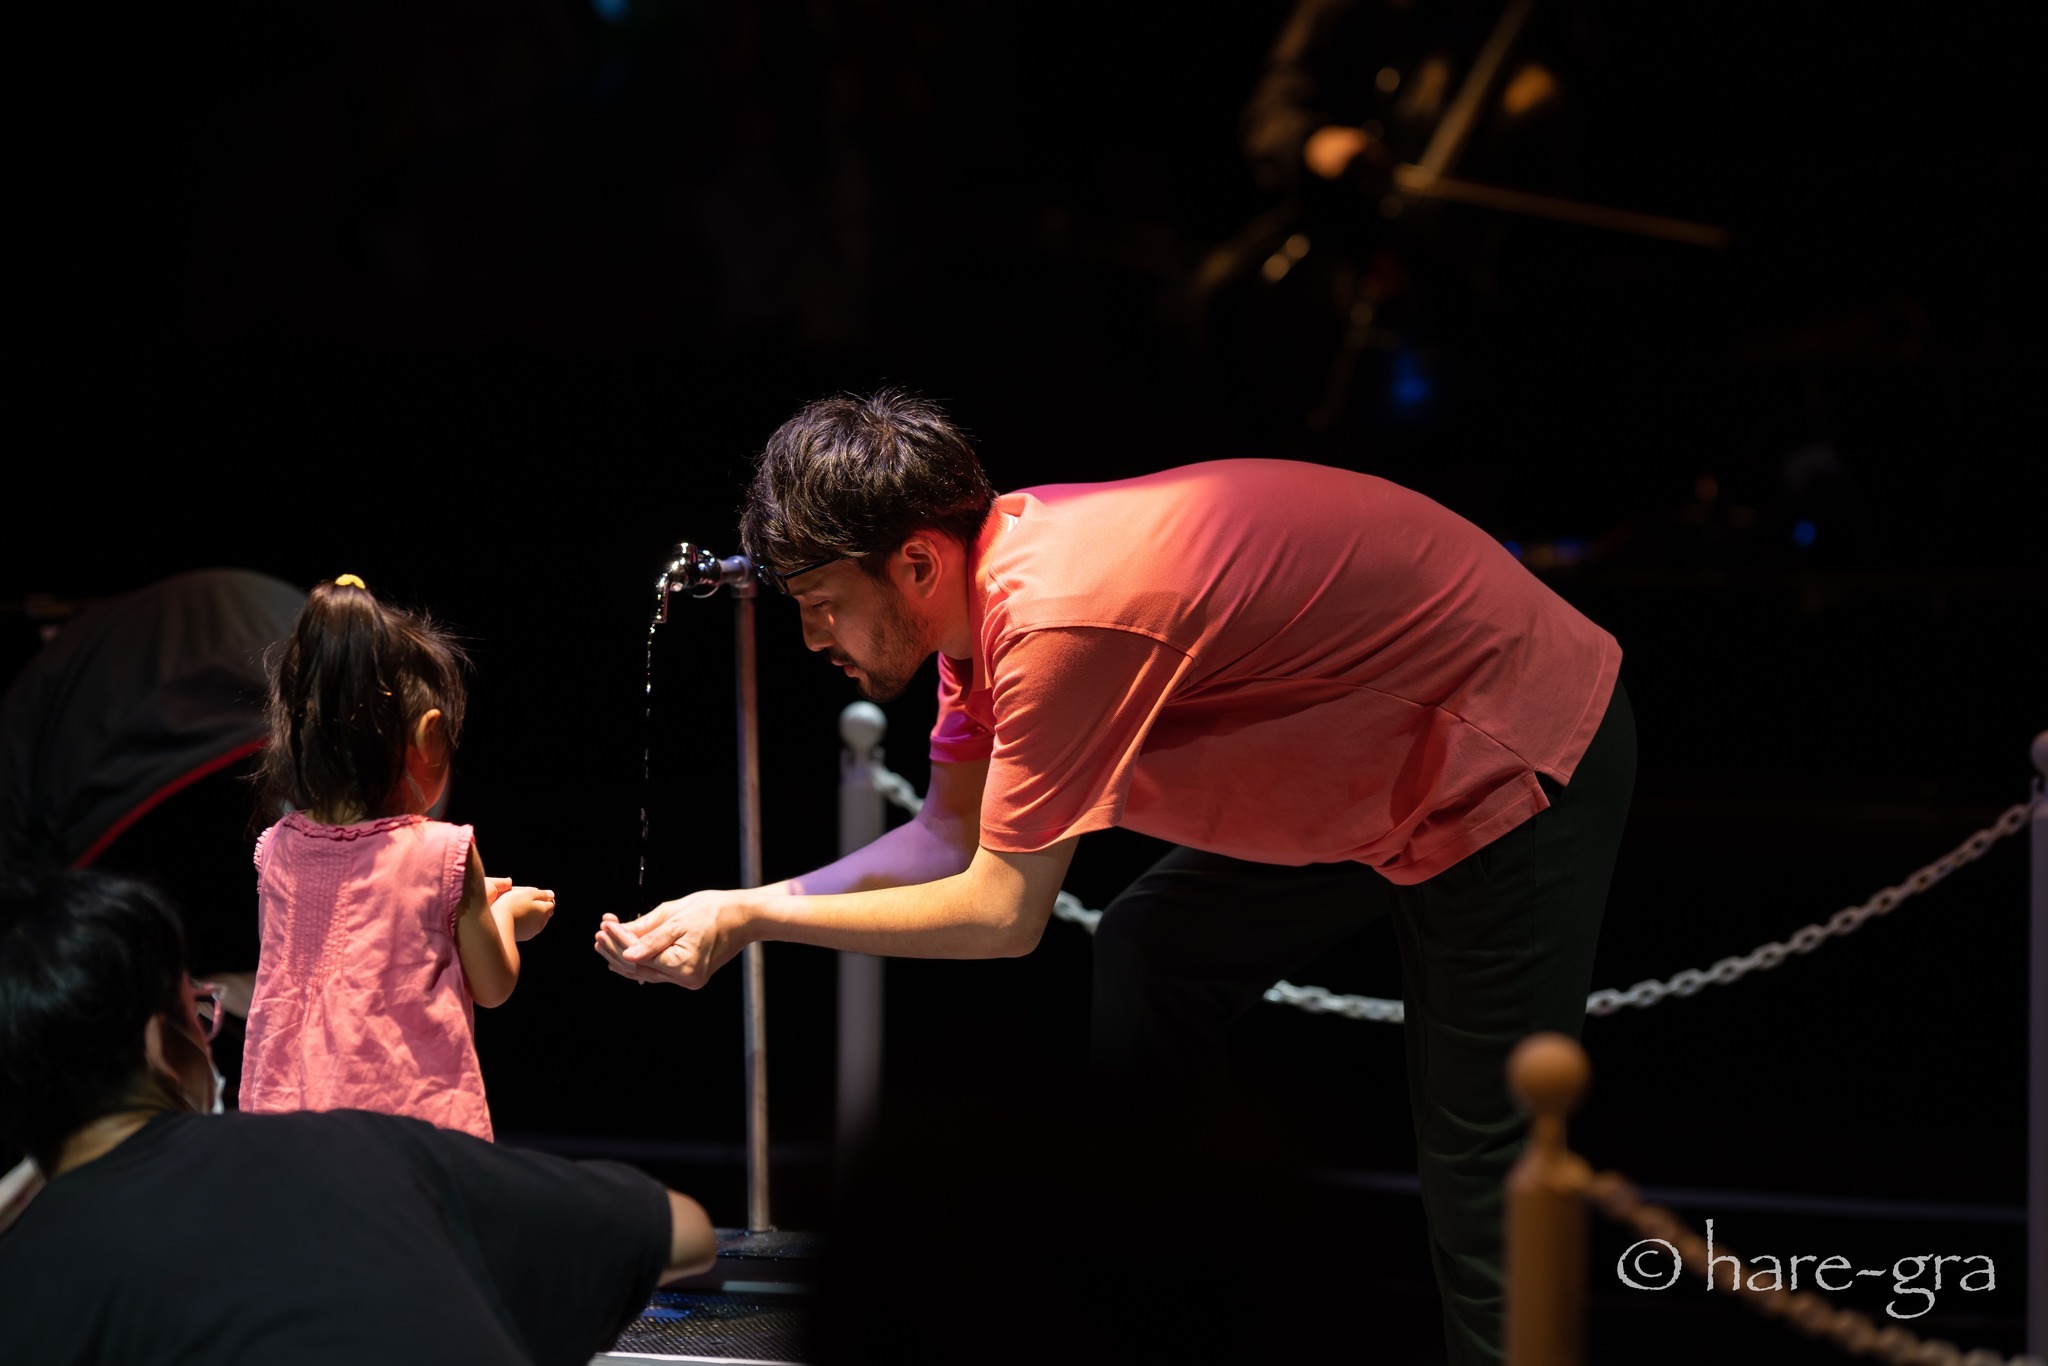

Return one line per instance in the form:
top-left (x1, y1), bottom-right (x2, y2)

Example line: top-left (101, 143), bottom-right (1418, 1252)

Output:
top-left (599, 389), bottom-right (1635, 1365)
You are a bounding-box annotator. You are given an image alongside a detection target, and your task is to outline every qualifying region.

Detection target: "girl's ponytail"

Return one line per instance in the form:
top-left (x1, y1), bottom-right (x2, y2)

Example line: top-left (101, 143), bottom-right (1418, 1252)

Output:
top-left (259, 576), bottom-right (468, 822)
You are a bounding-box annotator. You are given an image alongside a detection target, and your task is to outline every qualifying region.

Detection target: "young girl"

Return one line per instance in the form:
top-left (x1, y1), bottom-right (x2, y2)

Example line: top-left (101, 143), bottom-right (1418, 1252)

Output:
top-left (239, 574), bottom-right (553, 1140)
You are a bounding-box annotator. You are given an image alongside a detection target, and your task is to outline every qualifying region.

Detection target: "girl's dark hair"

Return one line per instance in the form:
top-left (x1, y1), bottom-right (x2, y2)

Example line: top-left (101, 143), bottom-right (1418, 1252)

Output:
top-left (740, 388), bottom-right (996, 580)
top-left (259, 578), bottom-right (468, 820)
top-left (0, 870), bottom-right (189, 1172)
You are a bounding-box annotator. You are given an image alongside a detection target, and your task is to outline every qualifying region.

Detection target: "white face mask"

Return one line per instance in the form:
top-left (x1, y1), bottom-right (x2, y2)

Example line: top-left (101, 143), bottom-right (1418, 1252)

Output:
top-left (197, 1046), bottom-right (226, 1116)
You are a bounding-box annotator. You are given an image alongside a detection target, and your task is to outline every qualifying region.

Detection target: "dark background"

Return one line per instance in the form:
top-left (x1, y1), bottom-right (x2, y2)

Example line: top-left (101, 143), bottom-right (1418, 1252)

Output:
top-left (6, 0), bottom-right (2043, 1358)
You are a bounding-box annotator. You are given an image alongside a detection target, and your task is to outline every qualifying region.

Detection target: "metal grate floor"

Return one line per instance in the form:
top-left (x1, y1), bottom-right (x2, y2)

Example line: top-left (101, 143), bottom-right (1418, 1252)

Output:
top-left (598, 1289), bottom-right (811, 1364)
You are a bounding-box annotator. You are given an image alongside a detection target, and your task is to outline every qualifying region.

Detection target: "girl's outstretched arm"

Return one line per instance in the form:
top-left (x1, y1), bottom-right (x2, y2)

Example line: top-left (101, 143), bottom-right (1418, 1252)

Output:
top-left (454, 843), bottom-right (555, 1007)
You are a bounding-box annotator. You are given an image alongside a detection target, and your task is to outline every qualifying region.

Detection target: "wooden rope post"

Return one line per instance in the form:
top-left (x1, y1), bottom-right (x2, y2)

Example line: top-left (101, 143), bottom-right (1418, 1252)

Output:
top-left (2029, 731), bottom-right (2047, 1360)
top-left (1505, 1033), bottom-right (1595, 1366)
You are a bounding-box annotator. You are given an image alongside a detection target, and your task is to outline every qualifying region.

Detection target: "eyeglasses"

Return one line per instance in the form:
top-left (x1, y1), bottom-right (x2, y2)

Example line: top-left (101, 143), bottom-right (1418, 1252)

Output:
top-left (755, 555), bottom-right (853, 597)
top-left (189, 980), bottom-right (226, 1042)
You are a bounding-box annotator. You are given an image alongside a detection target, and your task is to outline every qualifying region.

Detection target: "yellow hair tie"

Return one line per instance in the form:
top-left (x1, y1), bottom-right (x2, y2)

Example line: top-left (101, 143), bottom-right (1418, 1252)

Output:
top-left (334, 574), bottom-right (367, 590)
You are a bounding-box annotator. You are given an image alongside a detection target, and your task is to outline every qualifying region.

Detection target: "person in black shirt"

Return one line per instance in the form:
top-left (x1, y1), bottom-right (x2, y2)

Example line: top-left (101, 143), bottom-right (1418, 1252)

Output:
top-left (0, 870), bottom-right (718, 1366)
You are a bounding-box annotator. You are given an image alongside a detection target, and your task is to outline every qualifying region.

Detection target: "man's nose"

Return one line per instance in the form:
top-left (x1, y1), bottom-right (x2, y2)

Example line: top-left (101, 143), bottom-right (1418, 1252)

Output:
top-left (800, 622), bottom-right (832, 652)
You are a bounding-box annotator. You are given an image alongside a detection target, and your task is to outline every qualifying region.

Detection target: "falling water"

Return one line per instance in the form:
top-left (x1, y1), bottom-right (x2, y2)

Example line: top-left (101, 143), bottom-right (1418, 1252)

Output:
top-left (641, 558), bottom-right (679, 887)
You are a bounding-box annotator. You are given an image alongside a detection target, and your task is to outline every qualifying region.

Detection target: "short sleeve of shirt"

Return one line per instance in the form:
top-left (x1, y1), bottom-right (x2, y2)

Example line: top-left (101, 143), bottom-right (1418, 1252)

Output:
top-left (977, 626), bottom-right (1194, 852)
top-left (412, 1123), bottom-right (671, 1366)
top-left (929, 651), bottom-right (993, 763)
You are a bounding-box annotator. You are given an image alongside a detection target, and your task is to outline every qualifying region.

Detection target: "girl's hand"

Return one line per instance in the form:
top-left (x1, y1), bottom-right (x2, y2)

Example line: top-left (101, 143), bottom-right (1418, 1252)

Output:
top-left (492, 885), bottom-right (557, 941)
top-left (189, 970), bottom-right (258, 1019)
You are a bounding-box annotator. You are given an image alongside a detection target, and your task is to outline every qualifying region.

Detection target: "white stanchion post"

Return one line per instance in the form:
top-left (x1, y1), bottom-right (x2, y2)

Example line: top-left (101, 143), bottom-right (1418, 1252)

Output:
top-left (836, 702), bottom-right (889, 1172)
top-left (2030, 731), bottom-right (2047, 1360)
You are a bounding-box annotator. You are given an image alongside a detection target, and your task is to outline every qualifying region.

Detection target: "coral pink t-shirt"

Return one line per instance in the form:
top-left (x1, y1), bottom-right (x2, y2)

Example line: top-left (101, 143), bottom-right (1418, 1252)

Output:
top-left (929, 460), bottom-right (1621, 884)
top-left (240, 812), bottom-right (493, 1139)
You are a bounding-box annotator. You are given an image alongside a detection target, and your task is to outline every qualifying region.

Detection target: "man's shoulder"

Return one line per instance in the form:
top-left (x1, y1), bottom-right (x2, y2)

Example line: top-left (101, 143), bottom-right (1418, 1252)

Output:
top-left (261, 1107), bottom-right (459, 1161)
top-left (181, 1108), bottom-right (452, 1178)
top-left (981, 460), bottom-right (1400, 650)
top-left (1005, 458), bottom-right (1366, 504)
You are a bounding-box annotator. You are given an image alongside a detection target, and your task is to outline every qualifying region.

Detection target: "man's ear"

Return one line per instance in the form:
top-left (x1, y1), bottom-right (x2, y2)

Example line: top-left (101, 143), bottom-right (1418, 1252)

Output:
top-left (894, 534), bottom-right (944, 600)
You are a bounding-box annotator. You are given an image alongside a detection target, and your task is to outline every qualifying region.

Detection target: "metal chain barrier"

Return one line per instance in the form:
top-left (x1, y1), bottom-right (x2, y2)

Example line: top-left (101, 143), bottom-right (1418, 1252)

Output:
top-left (1583, 1170), bottom-right (2044, 1366)
top-left (1585, 798), bottom-right (2039, 1017)
top-left (870, 767), bottom-right (925, 823)
top-left (1051, 891), bottom-right (1100, 932)
top-left (869, 766), bottom-right (2041, 1027)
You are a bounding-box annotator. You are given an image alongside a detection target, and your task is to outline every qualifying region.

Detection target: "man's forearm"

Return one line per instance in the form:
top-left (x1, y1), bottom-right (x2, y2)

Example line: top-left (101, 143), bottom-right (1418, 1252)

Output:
top-left (600, 769), bottom-right (1066, 989)
top-left (717, 837), bottom-right (1077, 965)
top-left (732, 865), bottom-right (1042, 960)
top-left (758, 811), bottom-right (975, 899)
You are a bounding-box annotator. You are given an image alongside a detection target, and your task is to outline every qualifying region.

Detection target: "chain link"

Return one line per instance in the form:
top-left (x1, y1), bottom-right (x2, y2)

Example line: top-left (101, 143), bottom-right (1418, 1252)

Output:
top-left (1051, 891), bottom-right (1100, 932)
top-left (868, 764), bottom-right (2040, 1027)
top-left (1261, 979), bottom-right (1410, 1023)
top-left (1584, 799), bottom-right (2036, 1017)
top-left (1585, 1171), bottom-right (2044, 1366)
top-left (871, 767), bottom-right (925, 818)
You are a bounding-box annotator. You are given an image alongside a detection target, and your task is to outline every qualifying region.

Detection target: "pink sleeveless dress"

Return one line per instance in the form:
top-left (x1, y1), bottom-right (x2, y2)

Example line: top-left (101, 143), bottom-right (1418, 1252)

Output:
top-left (240, 812), bottom-right (494, 1140)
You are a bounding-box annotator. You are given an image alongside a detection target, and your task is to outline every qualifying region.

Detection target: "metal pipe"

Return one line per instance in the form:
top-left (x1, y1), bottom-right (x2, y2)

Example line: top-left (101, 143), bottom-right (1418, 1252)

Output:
top-left (734, 578), bottom-right (773, 1234)
top-left (655, 543), bottom-right (775, 1233)
top-left (1390, 165), bottom-right (1731, 249)
top-left (1415, 0), bottom-right (1532, 179)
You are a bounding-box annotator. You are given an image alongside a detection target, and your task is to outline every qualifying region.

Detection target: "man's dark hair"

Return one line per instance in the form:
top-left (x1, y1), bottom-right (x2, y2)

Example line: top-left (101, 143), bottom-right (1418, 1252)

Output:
top-left (259, 577), bottom-right (469, 821)
top-left (0, 871), bottom-right (189, 1172)
top-left (740, 388), bottom-right (997, 580)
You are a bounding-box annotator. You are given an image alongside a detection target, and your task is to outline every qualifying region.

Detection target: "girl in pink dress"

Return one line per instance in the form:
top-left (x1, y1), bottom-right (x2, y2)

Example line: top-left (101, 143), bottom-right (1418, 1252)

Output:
top-left (239, 574), bottom-right (554, 1140)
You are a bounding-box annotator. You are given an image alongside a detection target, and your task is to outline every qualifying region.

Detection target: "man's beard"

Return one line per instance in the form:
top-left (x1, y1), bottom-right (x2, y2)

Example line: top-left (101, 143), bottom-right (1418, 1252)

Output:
top-left (842, 584), bottom-right (929, 703)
